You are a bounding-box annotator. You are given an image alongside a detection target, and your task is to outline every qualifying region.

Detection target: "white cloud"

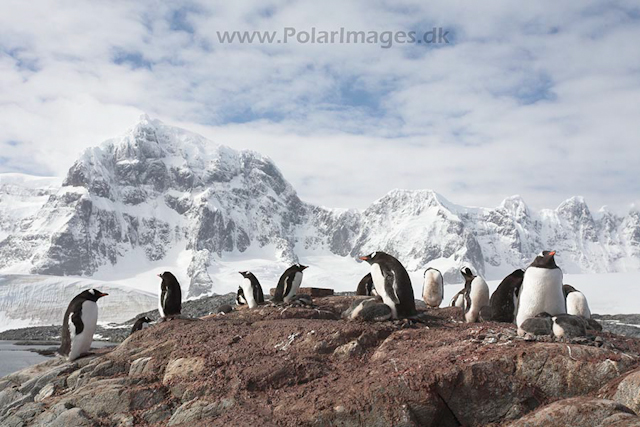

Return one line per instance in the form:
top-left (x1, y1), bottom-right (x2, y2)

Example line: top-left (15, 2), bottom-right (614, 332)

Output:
top-left (0, 0), bottom-right (639, 214)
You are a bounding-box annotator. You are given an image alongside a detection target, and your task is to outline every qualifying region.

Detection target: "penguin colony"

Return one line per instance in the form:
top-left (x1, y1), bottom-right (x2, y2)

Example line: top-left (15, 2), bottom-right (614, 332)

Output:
top-left (57, 246), bottom-right (598, 361)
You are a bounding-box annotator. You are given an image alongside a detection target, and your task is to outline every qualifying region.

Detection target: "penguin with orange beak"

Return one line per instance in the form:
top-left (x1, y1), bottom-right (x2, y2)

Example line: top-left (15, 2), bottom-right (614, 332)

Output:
top-left (359, 251), bottom-right (416, 319)
top-left (515, 251), bottom-right (566, 331)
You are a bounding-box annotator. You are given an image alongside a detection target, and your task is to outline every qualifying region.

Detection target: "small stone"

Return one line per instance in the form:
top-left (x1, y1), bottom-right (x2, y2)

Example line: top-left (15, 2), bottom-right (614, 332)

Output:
top-left (334, 405), bottom-right (346, 413)
top-left (129, 357), bottom-right (152, 377)
top-left (333, 341), bottom-right (363, 359)
top-left (34, 383), bottom-right (55, 402)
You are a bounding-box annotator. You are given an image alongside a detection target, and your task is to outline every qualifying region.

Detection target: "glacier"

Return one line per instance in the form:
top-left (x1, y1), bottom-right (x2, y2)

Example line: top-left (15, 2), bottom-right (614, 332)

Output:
top-left (0, 115), bottom-right (639, 301)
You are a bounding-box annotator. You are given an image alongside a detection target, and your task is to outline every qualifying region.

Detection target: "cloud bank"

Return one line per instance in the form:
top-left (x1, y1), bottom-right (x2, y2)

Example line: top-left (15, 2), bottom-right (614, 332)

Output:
top-left (1, 0), bottom-right (639, 212)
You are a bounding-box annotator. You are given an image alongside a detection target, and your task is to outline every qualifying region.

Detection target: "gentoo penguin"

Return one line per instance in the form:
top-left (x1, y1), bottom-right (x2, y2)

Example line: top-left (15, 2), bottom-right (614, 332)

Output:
top-left (461, 267), bottom-right (490, 323)
top-left (515, 251), bottom-right (566, 329)
top-left (58, 289), bottom-right (108, 361)
top-left (552, 314), bottom-right (587, 339)
top-left (422, 268), bottom-right (444, 308)
top-left (359, 252), bottom-right (416, 319)
top-left (158, 272), bottom-right (182, 318)
top-left (342, 297), bottom-right (392, 322)
top-left (450, 288), bottom-right (465, 308)
top-left (130, 316), bottom-right (152, 335)
top-left (486, 269), bottom-right (525, 322)
top-left (356, 273), bottom-right (377, 296)
top-left (273, 264), bottom-right (308, 303)
top-left (563, 284), bottom-right (591, 319)
top-left (518, 312), bottom-right (553, 336)
top-left (236, 271), bottom-right (264, 309)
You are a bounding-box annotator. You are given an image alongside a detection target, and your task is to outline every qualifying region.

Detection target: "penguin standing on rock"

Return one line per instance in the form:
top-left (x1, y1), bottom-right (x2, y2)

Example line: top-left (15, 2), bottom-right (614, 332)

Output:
top-left (158, 272), bottom-right (182, 319)
top-left (58, 289), bottom-right (108, 361)
top-left (356, 273), bottom-right (376, 296)
top-left (130, 316), bottom-right (152, 335)
top-left (515, 251), bottom-right (566, 329)
top-left (236, 271), bottom-right (264, 309)
top-left (461, 267), bottom-right (490, 323)
top-left (486, 269), bottom-right (525, 322)
top-left (422, 268), bottom-right (444, 308)
top-left (563, 284), bottom-right (591, 319)
top-left (359, 251), bottom-right (416, 319)
top-left (273, 264), bottom-right (308, 303)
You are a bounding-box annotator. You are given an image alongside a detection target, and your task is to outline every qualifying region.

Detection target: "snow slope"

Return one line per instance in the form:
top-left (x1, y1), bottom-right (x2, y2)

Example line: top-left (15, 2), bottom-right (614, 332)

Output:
top-left (0, 274), bottom-right (157, 332)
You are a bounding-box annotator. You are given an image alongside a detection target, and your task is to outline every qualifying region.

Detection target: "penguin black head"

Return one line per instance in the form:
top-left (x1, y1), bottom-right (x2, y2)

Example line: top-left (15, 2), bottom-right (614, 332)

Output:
top-left (293, 264), bottom-right (308, 271)
top-left (138, 316), bottom-right (152, 323)
top-left (460, 267), bottom-right (475, 280)
top-left (81, 288), bottom-right (108, 302)
top-left (157, 271), bottom-right (180, 285)
top-left (359, 251), bottom-right (383, 264)
top-left (563, 284), bottom-right (577, 298)
top-left (530, 251), bottom-right (558, 269)
top-left (239, 271), bottom-right (252, 278)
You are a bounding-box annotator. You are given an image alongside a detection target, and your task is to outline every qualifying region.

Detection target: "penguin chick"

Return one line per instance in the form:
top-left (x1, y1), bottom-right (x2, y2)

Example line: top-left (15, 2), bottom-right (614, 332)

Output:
top-left (518, 312), bottom-right (553, 337)
top-left (450, 288), bottom-right (465, 308)
top-left (563, 284), bottom-right (592, 319)
top-left (130, 316), bottom-right (152, 335)
top-left (422, 268), bottom-right (444, 308)
top-left (461, 267), bottom-right (490, 323)
top-left (342, 297), bottom-right (392, 322)
top-left (552, 314), bottom-right (588, 339)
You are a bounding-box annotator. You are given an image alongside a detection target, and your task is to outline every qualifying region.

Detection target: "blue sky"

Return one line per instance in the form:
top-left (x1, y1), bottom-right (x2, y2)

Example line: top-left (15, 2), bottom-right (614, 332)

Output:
top-left (0, 0), bottom-right (639, 212)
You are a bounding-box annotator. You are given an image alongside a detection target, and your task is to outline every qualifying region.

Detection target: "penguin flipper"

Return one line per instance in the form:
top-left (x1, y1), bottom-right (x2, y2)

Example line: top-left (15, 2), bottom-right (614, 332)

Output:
top-left (384, 272), bottom-right (400, 305)
top-left (71, 310), bottom-right (84, 335)
top-left (283, 277), bottom-right (293, 300)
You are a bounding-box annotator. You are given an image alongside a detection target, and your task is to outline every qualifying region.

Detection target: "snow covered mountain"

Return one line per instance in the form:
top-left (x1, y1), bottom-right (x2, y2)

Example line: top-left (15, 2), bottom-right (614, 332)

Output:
top-left (0, 174), bottom-right (60, 243)
top-left (0, 115), bottom-right (639, 296)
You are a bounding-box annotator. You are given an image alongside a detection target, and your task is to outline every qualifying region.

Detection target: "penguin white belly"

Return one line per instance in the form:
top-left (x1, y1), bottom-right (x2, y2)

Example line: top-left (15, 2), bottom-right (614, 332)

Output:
top-left (371, 264), bottom-right (398, 319)
top-left (516, 267), bottom-right (565, 328)
top-left (422, 272), bottom-right (444, 307)
top-left (69, 301), bottom-right (98, 361)
top-left (284, 272), bottom-right (303, 302)
top-left (158, 293), bottom-right (166, 318)
top-left (552, 318), bottom-right (565, 338)
top-left (241, 278), bottom-right (258, 309)
top-left (566, 292), bottom-right (591, 319)
top-left (465, 277), bottom-right (490, 323)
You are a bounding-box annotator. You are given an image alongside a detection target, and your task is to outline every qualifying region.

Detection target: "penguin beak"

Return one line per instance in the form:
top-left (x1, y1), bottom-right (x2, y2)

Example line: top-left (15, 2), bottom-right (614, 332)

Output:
top-left (97, 292), bottom-right (108, 297)
top-left (157, 274), bottom-right (162, 278)
top-left (301, 265), bottom-right (308, 270)
top-left (359, 256), bottom-right (369, 261)
top-left (549, 251), bottom-right (556, 257)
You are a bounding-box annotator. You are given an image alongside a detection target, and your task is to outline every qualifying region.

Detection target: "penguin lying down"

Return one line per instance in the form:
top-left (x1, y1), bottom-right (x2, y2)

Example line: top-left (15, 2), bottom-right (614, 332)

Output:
top-left (518, 312), bottom-right (602, 339)
top-left (342, 297), bottom-right (393, 322)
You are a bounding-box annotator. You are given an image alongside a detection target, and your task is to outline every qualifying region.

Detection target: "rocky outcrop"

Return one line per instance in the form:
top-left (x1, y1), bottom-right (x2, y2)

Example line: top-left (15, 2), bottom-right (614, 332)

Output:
top-left (2, 296), bottom-right (640, 426)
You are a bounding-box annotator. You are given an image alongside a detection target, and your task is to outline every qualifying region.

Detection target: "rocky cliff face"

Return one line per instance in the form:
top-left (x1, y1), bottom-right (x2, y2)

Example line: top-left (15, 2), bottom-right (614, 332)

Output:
top-left (2, 297), bottom-right (640, 426)
top-left (0, 116), bottom-right (639, 295)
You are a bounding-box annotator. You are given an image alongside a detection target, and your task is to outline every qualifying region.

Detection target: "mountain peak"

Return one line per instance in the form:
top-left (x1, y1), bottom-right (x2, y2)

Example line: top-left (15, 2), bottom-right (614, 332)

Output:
top-left (499, 195), bottom-right (529, 217)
